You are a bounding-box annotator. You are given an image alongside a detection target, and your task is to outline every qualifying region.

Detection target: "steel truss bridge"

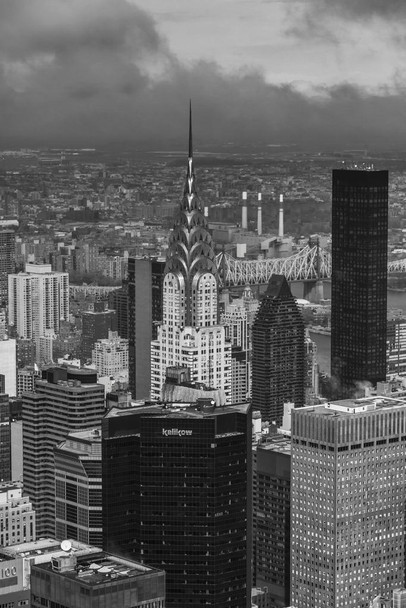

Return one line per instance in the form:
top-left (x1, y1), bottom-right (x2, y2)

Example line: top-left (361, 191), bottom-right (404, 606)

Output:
top-left (215, 244), bottom-right (406, 287)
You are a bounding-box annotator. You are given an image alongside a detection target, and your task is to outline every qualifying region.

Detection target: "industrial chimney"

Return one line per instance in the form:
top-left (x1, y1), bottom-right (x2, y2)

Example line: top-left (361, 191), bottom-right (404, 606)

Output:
top-left (242, 191), bottom-right (248, 230)
top-left (278, 194), bottom-right (284, 238)
top-left (257, 193), bottom-right (262, 236)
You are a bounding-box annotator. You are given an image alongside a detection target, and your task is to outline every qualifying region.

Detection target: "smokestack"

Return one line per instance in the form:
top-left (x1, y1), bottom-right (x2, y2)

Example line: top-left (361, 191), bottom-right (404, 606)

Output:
top-left (257, 193), bottom-right (262, 236)
top-left (204, 206), bottom-right (209, 218)
top-left (278, 194), bottom-right (284, 239)
top-left (242, 191), bottom-right (248, 230)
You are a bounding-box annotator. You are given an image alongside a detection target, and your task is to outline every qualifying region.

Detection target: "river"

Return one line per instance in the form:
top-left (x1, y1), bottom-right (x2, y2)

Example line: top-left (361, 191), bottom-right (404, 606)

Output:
top-left (295, 284), bottom-right (406, 375)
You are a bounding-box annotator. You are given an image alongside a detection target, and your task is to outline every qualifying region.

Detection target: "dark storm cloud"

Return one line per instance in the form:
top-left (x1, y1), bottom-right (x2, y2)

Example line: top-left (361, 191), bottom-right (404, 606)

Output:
top-left (0, 0), bottom-right (405, 149)
top-left (313, 0), bottom-right (406, 19)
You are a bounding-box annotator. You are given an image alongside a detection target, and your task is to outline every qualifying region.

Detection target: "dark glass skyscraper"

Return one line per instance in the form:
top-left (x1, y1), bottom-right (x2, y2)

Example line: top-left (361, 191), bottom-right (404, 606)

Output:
top-left (127, 257), bottom-right (165, 400)
top-left (102, 401), bottom-right (252, 608)
top-left (331, 170), bottom-right (388, 395)
top-left (251, 274), bottom-right (305, 424)
top-left (0, 229), bottom-right (15, 308)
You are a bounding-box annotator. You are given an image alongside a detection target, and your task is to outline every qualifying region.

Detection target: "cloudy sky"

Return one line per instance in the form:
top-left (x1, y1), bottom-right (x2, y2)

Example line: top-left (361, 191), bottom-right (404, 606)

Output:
top-left (1, 0), bottom-right (406, 148)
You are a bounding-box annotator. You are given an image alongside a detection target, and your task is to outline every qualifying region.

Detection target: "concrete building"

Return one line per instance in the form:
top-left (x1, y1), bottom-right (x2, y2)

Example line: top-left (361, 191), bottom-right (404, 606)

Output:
top-left (17, 367), bottom-right (38, 397)
top-left (54, 428), bottom-right (102, 546)
top-left (151, 114), bottom-right (231, 403)
top-left (0, 483), bottom-right (35, 546)
top-left (0, 338), bottom-right (17, 396)
top-left (0, 393), bottom-right (11, 481)
top-left (331, 170), bottom-right (388, 395)
top-left (102, 399), bottom-right (252, 608)
top-left (8, 263), bottom-right (69, 340)
top-left (387, 318), bottom-right (406, 377)
top-left (91, 331), bottom-right (128, 380)
top-left (31, 550), bottom-right (165, 608)
top-left (80, 301), bottom-right (117, 363)
top-left (253, 435), bottom-right (291, 608)
top-left (0, 229), bottom-right (15, 308)
top-left (22, 367), bottom-right (105, 538)
top-left (291, 397), bottom-right (406, 608)
top-left (0, 538), bottom-right (102, 608)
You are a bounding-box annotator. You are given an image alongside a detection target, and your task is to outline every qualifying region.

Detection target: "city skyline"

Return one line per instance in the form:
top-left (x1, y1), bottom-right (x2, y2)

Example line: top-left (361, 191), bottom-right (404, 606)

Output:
top-left (0, 1), bottom-right (405, 148)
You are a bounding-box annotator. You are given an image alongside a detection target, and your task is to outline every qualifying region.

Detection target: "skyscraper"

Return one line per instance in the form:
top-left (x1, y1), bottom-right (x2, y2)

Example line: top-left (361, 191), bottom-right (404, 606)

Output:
top-left (128, 257), bottom-right (165, 399)
top-left (291, 397), bottom-right (406, 608)
top-left (331, 170), bottom-right (388, 395)
top-left (251, 274), bottom-right (305, 424)
top-left (0, 229), bottom-right (15, 308)
top-left (22, 367), bottom-right (105, 538)
top-left (54, 428), bottom-right (102, 546)
top-left (80, 301), bottom-right (117, 363)
top-left (8, 263), bottom-right (69, 340)
top-left (102, 399), bottom-right (252, 608)
top-left (0, 394), bottom-right (11, 482)
top-left (150, 108), bottom-right (231, 403)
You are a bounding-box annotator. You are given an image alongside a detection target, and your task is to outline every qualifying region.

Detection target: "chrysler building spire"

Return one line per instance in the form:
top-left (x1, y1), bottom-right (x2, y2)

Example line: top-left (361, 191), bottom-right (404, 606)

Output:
top-left (164, 103), bottom-right (218, 327)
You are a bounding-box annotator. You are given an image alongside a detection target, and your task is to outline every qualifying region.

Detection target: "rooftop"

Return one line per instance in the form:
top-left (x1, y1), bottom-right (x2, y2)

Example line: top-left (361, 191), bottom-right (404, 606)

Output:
top-left (106, 400), bottom-right (250, 420)
top-left (298, 396), bottom-right (406, 418)
top-left (0, 538), bottom-right (100, 561)
top-left (35, 552), bottom-right (161, 586)
top-left (257, 433), bottom-right (291, 455)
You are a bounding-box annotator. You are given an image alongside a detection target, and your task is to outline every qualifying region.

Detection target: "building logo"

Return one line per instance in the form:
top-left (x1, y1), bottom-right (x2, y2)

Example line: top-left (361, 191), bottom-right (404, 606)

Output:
top-left (162, 428), bottom-right (193, 437)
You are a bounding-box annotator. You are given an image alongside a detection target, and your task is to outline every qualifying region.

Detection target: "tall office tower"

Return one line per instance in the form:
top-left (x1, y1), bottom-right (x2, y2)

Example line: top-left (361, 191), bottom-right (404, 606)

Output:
top-left (128, 256), bottom-right (166, 399)
top-left (92, 330), bottom-right (128, 381)
top-left (108, 281), bottom-right (128, 339)
top-left (80, 301), bottom-right (117, 362)
top-left (0, 394), bottom-right (11, 481)
top-left (22, 367), bottom-right (105, 538)
top-left (0, 482), bottom-right (35, 545)
top-left (251, 274), bottom-right (305, 424)
top-left (291, 397), bottom-right (406, 608)
top-left (103, 400), bottom-right (252, 608)
top-left (331, 170), bottom-right (388, 396)
top-left (8, 263), bottom-right (69, 340)
top-left (387, 318), bottom-right (406, 376)
top-left (151, 111), bottom-right (231, 403)
top-left (0, 229), bottom-right (15, 308)
top-left (253, 435), bottom-right (291, 608)
top-left (221, 299), bottom-right (249, 403)
top-left (31, 551), bottom-right (165, 608)
top-left (0, 338), bottom-right (17, 396)
top-left (54, 428), bottom-right (102, 546)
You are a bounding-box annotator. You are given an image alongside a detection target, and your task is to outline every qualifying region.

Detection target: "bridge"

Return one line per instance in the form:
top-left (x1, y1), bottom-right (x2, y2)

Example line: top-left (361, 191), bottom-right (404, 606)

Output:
top-left (215, 244), bottom-right (406, 287)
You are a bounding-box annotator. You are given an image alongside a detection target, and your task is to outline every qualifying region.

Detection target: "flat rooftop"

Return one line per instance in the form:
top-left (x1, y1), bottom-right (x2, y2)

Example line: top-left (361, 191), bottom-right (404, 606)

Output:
top-left (257, 433), bottom-right (291, 455)
top-left (0, 538), bottom-right (100, 560)
top-left (35, 552), bottom-right (162, 585)
top-left (299, 396), bottom-right (406, 418)
top-left (106, 401), bottom-right (250, 420)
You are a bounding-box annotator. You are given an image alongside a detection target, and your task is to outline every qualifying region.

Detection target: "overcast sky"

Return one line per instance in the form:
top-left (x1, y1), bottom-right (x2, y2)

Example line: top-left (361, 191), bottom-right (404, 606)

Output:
top-left (1, 0), bottom-right (406, 148)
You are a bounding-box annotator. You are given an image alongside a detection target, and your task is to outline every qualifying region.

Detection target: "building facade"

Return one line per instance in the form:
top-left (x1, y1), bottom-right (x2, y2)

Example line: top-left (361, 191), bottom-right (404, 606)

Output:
top-left (150, 113), bottom-right (231, 403)
top-left (253, 435), bottom-right (291, 608)
top-left (0, 394), bottom-right (11, 482)
top-left (0, 483), bottom-right (35, 546)
top-left (8, 263), bottom-right (69, 340)
top-left (128, 256), bottom-right (165, 400)
top-left (54, 428), bottom-right (102, 547)
top-left (91, 331), bottom-right (128, 379)
top-left (0, 229), bottom-right (15, 308)
top-left (291, 397), bottom-right (406, 608)
top-left (331, 170), bottom-right (388, 395)
top-left (102, 400), bottom-right (252, 608)
top-left (251, 274), bottom-right (305, 424)
top-left (80, 301), bottom-right (117, 363)
top-left (22, 367), bottom-right (105, 538)
top-left (387, 318), bottom-right (406, 377)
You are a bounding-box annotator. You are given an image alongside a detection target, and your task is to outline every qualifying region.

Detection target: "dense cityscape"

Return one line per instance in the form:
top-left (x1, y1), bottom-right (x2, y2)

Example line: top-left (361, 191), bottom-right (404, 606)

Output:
top-left (2, 0), bottom-right (406, 607)
top-left (0, 111), bottom-right (406, 608)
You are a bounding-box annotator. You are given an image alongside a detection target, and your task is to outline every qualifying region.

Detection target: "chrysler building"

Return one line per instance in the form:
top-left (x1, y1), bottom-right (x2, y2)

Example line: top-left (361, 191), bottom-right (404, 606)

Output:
top-left (150, 107), bottom-right (231, 403)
